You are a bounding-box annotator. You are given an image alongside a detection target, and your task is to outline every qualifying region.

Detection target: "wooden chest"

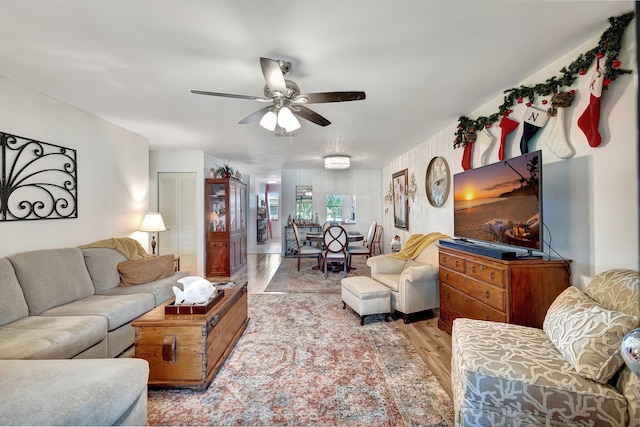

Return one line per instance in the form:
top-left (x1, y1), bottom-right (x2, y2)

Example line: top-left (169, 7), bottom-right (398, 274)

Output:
top-left (132, 281), bottom-right (249, 390)
top-left (437, 246), bottom-right (570, 334)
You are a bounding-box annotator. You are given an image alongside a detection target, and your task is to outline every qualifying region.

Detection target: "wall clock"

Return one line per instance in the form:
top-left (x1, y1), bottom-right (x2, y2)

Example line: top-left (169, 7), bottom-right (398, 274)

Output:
top-left (425, 156), bottom-right (450, 207)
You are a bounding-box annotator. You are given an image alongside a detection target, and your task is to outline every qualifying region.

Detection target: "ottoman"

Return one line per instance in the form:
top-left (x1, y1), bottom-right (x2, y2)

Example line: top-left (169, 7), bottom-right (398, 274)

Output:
top-left (341, 276), bottom-right (391, 325)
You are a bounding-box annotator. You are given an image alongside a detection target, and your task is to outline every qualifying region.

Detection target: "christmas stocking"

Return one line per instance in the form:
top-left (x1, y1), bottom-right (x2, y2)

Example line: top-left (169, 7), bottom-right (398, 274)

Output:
top-left (543, 91), bottom-right (576, 159)
top-left (498, 113), bottom-right (519, 160)
top-left (577, 60), bottom-right (604, 147)
top-left (461, 131), bottom-right (476, 171)
top-left (476, 128), bottom-right (496, 166)
top-left (519, 106), bottom-right (548, 154)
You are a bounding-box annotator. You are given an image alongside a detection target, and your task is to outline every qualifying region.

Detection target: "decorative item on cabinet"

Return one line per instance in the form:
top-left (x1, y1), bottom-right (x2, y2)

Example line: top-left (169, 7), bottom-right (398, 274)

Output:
top-left (205, 177), bottom-right (247, 277)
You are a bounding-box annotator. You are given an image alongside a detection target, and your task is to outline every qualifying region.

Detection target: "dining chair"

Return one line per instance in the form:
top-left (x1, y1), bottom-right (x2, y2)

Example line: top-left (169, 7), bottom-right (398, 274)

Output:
top-left (292, 222), bottom-right (322, 271)
top-left (348, 221), bottom-right (377, 268)
top-left (372, 225), bottom-right (383, 255)
top-left (322, 225), bottom-right (349, 279)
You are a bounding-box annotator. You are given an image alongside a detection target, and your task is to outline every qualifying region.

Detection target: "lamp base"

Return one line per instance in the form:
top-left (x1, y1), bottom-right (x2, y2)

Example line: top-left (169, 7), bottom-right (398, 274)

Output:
top-left (151, 236), bottom-right (157, 255)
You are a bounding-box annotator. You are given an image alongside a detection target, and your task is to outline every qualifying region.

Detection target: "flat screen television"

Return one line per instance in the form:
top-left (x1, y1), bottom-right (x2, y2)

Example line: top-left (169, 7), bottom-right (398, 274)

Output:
top-left (453, 150), bottom-right (543, 253)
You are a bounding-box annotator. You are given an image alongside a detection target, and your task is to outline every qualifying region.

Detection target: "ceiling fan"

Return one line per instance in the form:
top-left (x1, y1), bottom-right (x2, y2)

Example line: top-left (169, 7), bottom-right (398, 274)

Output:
top-left (191, 57), bottom-right (366, 132)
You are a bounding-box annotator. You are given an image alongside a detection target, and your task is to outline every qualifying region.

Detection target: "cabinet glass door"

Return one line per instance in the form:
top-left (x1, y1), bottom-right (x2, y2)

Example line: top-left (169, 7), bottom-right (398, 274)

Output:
top-left (209, 183), bottom-right (226, 232)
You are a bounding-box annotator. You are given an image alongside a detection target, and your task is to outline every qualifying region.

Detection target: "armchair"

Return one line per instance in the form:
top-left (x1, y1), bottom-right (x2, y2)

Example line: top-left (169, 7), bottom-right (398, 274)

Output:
top-left (367, 232), bottom-right (448, 323)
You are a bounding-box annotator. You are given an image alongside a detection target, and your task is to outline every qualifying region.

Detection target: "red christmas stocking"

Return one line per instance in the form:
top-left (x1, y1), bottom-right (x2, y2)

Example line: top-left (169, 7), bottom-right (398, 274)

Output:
top-left (461, 140), bottom-right (474, 170)
top-left (498, 113), bottom-right (519, 160)
top-left (577, 60), bottom-right (604, 147)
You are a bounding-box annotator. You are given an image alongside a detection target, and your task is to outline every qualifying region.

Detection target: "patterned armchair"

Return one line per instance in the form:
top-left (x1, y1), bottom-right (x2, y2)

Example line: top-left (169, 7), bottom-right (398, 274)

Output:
top-left (451, 269), bottom-right (640, 426)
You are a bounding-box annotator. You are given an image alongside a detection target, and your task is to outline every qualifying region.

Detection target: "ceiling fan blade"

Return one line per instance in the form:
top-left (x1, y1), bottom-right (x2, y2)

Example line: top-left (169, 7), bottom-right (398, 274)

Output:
top-left (191, 90), bottom-right (270, 102)
top-left (292, 91), bottom-right (366, 104)
top-left (260, 57), bottom-right (287, 96)
top-left (239, 106), bottom-right (272, 124)
top-left (293, 106), bottom-right (331, 127)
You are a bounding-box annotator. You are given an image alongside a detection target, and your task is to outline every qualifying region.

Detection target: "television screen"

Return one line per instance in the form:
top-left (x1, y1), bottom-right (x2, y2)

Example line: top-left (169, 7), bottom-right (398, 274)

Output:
top-left (453, 150), bottom-right (543, 251)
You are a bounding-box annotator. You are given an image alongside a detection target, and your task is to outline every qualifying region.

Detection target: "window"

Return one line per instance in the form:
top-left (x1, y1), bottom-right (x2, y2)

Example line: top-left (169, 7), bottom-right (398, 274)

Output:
top-left (268, 193), bottom-right (279, 220)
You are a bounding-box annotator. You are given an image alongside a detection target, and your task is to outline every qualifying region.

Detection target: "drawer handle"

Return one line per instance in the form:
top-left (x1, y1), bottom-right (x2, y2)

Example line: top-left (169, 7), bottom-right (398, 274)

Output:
top-left (446, 292), bottom-right (450, 299)
top-left (486, 315), bottom-right (490, 320)
top-left (207, 314), bottom-right (220, 332)
top-left (162, 335), bottom-right (178, 364)
top-left (455, 260), bottom-right (459, 267)
top-left (471, 265), bottom-right (475, 273)
top-left (490, 271), bottom-right (495, 280)
top-left (485, 291), bottom-right (489, 298)
top-left (445, 272), bottom-right (449, 279)
top-left (464, 296), bottom-right (467, 302)
top-left (446, 312), bottom-right (450, 320)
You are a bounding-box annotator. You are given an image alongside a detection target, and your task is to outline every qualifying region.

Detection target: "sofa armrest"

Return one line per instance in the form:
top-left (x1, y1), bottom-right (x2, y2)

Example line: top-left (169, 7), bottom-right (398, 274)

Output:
top-left (367, 255), bottom-right (407, 275)
top-left (401, 264), bottom-right (439, 284)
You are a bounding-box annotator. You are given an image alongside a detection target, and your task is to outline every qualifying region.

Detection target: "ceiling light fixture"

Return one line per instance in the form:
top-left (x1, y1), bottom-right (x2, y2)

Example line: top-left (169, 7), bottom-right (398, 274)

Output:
top-left (277, 106), bottom-right (301, 132)
top-left (324, 155), bottom-right (351, 170)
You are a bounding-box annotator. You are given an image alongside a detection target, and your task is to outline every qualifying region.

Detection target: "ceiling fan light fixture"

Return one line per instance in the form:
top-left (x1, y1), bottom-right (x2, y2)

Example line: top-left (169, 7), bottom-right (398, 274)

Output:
top-left (277, 106), bottom-right (300, 132)
top-left (324, 155), bottom-right (351, 170)
top-left (259, 109), bottom-right (277, 131)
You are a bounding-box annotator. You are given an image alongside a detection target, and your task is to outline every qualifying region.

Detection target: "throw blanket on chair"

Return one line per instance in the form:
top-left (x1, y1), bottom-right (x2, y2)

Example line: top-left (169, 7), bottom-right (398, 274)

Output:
top-left (80, 237), bottom-right (150, 260)
top-left (388, 232), bottom-right (450, 260)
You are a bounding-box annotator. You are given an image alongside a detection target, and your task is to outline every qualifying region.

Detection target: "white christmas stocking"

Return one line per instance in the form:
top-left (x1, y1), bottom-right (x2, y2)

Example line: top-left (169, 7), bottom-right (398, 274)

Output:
top-left (543, 91), bottom-right (576, 159)
top-left (476, 128), bottom-right (496, 166)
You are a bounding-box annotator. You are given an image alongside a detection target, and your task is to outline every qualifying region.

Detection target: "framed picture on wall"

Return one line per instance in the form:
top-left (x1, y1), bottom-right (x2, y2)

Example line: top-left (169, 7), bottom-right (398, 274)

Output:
top-left (392, 169), bottom-right (408, 230)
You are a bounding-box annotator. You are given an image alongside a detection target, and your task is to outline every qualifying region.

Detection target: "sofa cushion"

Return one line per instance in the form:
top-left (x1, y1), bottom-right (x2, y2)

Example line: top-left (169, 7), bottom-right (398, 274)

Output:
top-left (82, 247), bottom-right (127, 292)
top-left (371, 272), bottom-right (401, 292)
top-left (40, 293), bottom-right (155, 331)
top-left (0, 358), bottom-right (148, 426)
top-left (543, 286), bottom-right (639, 383)
top-left (98, 269), bottom-right (190, 306)
top-left (585, 269), bottom-right (640, 316)
top-left (0, 315), bottom-right (107, 359)
top-left (117, 254), bottom-right (175, 287)
top-left (452, 318), bottom-right (629, 426)
top-left (8, 248), bottom-right (95, 315)
top-left (0, 258), bottom-right (29, 327)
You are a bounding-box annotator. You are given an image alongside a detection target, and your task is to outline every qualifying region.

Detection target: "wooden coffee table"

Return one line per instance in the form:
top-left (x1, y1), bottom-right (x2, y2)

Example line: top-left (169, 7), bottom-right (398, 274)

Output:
top-left (132, 281), bottom-right (248, 390)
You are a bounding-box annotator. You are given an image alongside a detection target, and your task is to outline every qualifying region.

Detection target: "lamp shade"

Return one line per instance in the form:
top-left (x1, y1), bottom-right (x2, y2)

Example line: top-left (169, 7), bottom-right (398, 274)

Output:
top-left (259, 109), bottom-right (277, 131)
top-left (139, 212), bottom-right (166, 232)
top-left (324, 155), bottom-right (351, 170)
top-left (277, 106), bottom-right (301, 132)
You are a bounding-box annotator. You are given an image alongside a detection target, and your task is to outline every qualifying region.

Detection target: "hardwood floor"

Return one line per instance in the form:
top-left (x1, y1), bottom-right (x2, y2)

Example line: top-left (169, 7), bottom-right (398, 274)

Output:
top-left (218, 253), bottom-right (454, 399)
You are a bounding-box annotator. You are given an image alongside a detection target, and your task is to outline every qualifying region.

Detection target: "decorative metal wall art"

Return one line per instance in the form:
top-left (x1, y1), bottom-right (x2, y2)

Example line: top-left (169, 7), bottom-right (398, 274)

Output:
top-left (0, 131), bottom-right (77, 221)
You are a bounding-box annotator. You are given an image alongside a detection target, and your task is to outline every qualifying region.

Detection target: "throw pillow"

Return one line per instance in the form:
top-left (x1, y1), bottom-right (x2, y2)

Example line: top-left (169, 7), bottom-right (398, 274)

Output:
top-left (118, 254), bottom-right (175, 287)
top-left (543, 286), bottom-right (639, 383)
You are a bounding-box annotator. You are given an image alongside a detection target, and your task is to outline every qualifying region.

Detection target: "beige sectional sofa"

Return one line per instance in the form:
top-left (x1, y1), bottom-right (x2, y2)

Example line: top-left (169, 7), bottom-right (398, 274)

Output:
top-left (452, 269), bottom-right (640, 426)
top-left (0, 241), bottom-right (190, 425)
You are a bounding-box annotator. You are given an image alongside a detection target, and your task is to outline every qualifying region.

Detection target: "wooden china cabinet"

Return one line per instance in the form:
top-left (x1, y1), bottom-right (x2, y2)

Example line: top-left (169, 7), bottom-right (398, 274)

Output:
top-left (205, 177), bottom-right (247, 277)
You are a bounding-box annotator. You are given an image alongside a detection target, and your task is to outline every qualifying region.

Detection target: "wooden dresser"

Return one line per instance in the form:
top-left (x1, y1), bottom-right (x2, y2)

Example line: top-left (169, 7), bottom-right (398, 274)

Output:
top-left (437, 246), bottom-right (570, 334)
top-left (132, 281), bottom-right (248, 390)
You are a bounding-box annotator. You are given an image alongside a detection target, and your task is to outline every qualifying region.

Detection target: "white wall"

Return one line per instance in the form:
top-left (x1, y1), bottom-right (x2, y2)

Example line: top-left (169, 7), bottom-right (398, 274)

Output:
top-left (381, 28), bottom-right (638, 288)
top-left (0, 74), bottom-right (150, 257)
top-left (281, 168), bottom-right (382, 251)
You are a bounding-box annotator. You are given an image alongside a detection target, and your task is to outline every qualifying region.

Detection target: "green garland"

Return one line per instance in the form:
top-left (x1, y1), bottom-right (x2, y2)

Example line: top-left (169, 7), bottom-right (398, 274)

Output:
top-left (454, 11), bottom-right (635, 148)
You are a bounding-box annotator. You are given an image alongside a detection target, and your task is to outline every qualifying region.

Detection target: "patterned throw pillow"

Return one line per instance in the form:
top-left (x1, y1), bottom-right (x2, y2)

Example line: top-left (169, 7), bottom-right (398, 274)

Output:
top-left (117, 254), bottom-right (175, 287)
top-left (543, 286), bottom-right (639, 383)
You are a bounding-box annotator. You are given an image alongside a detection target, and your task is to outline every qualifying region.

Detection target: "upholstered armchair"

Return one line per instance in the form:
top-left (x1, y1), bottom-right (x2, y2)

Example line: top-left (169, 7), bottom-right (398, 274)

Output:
top-left (452, 269), bottom-right (640, 426)
top-left (366, 232), bottom-right (448, 323)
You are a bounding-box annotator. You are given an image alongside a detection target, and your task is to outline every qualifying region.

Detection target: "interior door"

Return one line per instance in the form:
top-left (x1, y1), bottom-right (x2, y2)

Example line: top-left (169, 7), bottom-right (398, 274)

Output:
top-left (158, 172), bottom-right (197, 274)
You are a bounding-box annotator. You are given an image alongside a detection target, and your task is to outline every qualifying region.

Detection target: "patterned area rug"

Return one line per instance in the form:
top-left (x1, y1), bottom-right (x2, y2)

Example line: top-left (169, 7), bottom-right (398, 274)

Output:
top-left (147, 292), bottom-right (454, 426)
top-left (264, 256), bottom-right (370, 293)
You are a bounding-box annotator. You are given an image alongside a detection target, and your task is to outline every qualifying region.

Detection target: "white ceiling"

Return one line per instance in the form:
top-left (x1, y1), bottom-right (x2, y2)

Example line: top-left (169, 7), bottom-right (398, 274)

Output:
top-left (0, 1), bottom-right (633, 182)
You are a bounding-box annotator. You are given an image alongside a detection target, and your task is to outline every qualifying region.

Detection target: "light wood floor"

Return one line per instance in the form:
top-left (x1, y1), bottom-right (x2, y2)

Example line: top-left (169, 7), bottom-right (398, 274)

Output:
top-left (218, 253), bottom-right (454, 399)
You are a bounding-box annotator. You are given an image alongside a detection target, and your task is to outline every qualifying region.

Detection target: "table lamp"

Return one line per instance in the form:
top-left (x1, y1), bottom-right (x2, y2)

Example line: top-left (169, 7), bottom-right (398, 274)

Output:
top-left (139, 212), bottom-right (166, 255)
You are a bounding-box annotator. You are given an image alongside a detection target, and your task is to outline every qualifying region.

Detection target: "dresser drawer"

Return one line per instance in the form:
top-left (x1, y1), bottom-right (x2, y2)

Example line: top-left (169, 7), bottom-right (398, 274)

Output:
top-left (439, 302), bottom-right (464, 332)
top-left (439, 252), bottom-right (465, 273)
top-left (440, 283), bottom-right (506, 323)
top-left (465, 260), bottom-right (505, 288)
top-left (440, 268), bottom-right (505, 312)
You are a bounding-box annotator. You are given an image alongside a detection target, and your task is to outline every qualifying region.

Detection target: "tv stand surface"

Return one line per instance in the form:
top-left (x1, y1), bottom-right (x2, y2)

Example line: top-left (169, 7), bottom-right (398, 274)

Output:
top-left (439, 238), bottom-right (517, 260)
top-left (437, 246), bottom-right (571, 334)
